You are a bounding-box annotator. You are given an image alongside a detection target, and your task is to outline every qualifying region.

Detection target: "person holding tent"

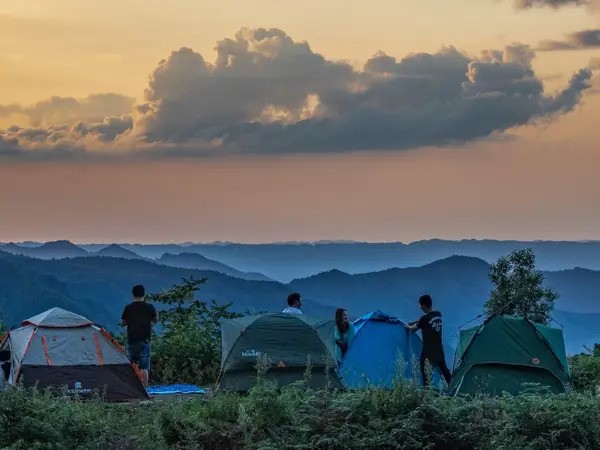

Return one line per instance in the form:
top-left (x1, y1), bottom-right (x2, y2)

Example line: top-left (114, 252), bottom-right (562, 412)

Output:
top-left (282, 292), bottom-right (303, 314)
top-left (334, 308), bottom-right (355, 361)
top-left (121, 284), bottom-right (157, 387)
top-left (407, 294), bottom-right (452, 387)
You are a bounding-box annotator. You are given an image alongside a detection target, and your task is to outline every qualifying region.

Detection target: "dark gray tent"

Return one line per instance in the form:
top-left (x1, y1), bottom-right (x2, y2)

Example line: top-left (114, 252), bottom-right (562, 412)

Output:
top-left (217, 313), bottom-right (343, 391)
top-left (0, 307), bottom-right (148, 401)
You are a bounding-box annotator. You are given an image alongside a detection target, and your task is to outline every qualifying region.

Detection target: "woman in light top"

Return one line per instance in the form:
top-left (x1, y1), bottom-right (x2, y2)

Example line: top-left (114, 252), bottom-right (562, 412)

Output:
top-left (334, 308), bottom-right (355, 362)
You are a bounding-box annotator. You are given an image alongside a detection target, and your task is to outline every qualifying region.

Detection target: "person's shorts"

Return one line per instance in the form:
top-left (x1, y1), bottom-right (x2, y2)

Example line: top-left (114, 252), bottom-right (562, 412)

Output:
top-left (128, 340), bottom-right (151, 371)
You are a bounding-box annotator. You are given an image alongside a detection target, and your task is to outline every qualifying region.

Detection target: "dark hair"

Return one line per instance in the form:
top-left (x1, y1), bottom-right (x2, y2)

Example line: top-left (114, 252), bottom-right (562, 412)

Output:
top-left (287, 292), bottom-right (301, 307)
top-left (335, 308), bottom-right (349, 333)
top-left (132, 284), bottom-right (145, 298)
top-left (419, 294), bottom-right (433, 308)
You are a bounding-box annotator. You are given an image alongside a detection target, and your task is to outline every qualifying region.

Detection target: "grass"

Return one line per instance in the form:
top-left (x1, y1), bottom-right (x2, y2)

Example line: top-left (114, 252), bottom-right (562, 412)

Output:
top-left (2, 379), bottom-right (600, 449)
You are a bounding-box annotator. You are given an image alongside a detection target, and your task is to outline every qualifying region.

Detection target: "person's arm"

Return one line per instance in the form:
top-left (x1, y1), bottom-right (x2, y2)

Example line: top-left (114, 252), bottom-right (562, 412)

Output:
top-left (407, 317), bottom-right (422, 332)
top-left (120, 306), bottom-right (128, 327)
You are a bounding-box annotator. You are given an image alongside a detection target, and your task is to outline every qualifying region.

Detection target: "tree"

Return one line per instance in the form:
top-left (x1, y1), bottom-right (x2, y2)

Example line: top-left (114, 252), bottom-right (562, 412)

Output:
top-left (148, 277), bottom-right (242, 384)
top-left (484, 248), bottom-right (558, 325)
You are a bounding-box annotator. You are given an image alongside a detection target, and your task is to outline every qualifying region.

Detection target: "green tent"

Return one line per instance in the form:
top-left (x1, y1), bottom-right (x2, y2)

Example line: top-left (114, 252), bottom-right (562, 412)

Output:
top-left (449, 315), bottom-right (572, 396)
top-left (217, 313), bottom-right (343, 391)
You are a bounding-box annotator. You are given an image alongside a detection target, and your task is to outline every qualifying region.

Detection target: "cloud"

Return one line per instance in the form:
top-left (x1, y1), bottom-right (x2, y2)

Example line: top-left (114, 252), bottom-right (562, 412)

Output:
top-left (516, 0), bottom-right (588, 7)
top-left (538, 29), bottom-right (600, 51)
top-left (0, 93), bottom-right (135, 127)
top-left (0, 28), bottom-right (594, 159)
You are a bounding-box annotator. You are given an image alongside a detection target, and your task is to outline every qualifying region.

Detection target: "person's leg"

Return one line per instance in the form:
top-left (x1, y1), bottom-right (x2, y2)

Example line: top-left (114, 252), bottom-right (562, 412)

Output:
top-left (128, 341), bottom-right (148, 387)
top-left (435, 358), bottom-right (452, 385)
top-left (137, 341), bottom-right (151, 388)
top-left (420, 354), bottom-right (430, 387)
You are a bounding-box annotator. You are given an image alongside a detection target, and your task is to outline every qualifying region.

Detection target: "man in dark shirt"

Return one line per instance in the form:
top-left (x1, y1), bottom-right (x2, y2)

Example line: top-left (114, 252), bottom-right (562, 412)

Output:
top-left (121, 284), bottom-right (157, 387)
top-left (408, 294), bottom-right (452, 387)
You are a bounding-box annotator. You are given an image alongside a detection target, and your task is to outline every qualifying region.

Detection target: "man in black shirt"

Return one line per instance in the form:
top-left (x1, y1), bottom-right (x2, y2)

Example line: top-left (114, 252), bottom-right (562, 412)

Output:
top-left (408, 294), bottom-right (452, 387)
top-left (121, 284), bottom-right (157, 387)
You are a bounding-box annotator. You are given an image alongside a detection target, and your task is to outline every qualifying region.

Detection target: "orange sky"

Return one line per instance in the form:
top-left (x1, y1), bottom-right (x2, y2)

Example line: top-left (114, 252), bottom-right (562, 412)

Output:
top-left (1, 1), bottom-right (599, 243)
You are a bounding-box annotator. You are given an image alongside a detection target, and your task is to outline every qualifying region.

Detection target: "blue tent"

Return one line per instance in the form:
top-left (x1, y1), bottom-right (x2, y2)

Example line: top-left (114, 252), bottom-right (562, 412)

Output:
top-left (339, 310), bottom-right (435, 388)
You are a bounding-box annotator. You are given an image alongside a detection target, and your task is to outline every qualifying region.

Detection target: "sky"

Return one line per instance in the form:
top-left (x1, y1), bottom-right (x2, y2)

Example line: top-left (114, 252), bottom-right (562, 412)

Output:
top-left (1, 0), bottom-right (599, 243)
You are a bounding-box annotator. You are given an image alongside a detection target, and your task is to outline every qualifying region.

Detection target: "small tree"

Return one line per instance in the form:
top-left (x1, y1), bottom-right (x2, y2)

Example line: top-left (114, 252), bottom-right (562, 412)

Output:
top-left (484, 248), bottom-right (558, 325)
top-left (148, 277), bottom-right (242, 384)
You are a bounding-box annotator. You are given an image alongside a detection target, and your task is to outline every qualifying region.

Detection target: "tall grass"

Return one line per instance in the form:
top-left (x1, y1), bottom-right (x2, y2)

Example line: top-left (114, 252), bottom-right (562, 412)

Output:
top-left (2, 379), bottom-right (600, 449)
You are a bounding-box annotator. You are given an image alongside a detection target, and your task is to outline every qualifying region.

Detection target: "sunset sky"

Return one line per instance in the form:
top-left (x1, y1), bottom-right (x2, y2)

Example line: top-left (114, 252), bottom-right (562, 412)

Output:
top-left (1, 0), bottom-right (599, 243)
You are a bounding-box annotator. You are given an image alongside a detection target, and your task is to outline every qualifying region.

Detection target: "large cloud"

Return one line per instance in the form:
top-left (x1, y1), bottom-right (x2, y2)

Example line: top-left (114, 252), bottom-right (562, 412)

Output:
top-left (538, 29), bottom-right (600, 51)
top-left (0, 93), bottom-right (134, 127)
top-left (0, 28), bottom-right (594, 158)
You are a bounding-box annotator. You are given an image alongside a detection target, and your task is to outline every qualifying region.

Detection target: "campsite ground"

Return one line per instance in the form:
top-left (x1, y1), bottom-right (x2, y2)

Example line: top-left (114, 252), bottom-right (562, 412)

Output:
top-left (2, 381), bottom-right (600, 449)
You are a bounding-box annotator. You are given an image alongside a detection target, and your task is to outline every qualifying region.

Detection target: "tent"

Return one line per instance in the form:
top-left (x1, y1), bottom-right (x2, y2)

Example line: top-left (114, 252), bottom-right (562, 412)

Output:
top-left (0, 307), bottom-right (148, 401)
top-left (339, 310), bottom-right (427, 388)
top-left (217, 313), bottom-right (343, 391)
top-left (449, 314), bottom-right (572, 396)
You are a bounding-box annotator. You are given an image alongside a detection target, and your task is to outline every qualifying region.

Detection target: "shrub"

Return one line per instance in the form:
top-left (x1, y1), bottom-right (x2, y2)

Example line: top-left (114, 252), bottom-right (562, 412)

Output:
top-left (570, 344), bottom-right (600, 394)
top-left (148, 277), bottom-right (242, 385)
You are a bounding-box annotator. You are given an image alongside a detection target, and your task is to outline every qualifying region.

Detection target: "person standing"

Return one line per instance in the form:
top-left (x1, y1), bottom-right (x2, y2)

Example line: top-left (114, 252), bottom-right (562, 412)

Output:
top-left (121, 284), bottom-right (157, 387)
top-left (334, 308), bottom-right (355, 361)
top-left (282, 292), bottom-right (303, 315)
top-left (407, 294), bottom-right (452, 386)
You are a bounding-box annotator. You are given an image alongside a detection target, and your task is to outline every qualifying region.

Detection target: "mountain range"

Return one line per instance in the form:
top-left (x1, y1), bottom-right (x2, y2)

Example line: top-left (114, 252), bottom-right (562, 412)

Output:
top-left (5, 239), bottom-right (600, 282)
top-left (0, 248), bottom-right (599, 355)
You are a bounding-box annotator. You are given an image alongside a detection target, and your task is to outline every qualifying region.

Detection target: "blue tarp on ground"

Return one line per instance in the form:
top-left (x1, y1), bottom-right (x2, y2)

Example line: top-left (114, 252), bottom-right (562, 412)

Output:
top-left (340, 310), bottom-right (434, 388)
top-left (146, 384), bottom-right (206, 395)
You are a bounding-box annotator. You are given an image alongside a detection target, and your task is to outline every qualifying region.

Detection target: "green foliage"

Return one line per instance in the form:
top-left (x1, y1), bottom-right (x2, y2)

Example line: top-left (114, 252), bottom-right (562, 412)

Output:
top-left (569, 344), bottom-right (600, 394)
top-left (3, 382), bottom-right (600, 449)
top-left (485, 249), bottom-right (559, 324)
top-left (148, 277), bottom-right (242, 385)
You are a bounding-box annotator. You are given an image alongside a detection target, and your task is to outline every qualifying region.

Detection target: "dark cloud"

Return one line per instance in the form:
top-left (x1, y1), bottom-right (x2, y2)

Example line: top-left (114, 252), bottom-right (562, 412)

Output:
top-left (0, 29), bottom-right (594, 159)
top-left (538, 29), bottom-right (600, 51)
top-left (73, 115), bottom-right (133, 142)
top-left (0, 93), bottom-right (134, 126)
top-left (134, 35), bottom-right (591, 154)
top-left (515, 0), bottom-right (591, 8)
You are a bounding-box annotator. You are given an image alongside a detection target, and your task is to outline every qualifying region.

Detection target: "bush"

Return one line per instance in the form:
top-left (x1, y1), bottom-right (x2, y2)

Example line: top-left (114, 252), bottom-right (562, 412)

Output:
top-left (148, 277), bottom-right (242, 385)
top-left (570, 344), bottom-right (600, 394)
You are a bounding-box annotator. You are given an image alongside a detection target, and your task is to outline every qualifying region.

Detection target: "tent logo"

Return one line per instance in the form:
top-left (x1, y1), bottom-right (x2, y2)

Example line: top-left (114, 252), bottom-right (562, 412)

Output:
top-left (532, 358), bottom-right (540, 365)
top-left (242, 349), bottom-right (261, 357)
top-left (66, 381), bottom-right (92, 395)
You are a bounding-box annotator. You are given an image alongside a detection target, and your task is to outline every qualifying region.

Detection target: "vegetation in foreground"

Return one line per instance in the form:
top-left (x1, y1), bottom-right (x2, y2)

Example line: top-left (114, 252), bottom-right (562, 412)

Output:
top-left (2, 380), bottom-right (600, 449)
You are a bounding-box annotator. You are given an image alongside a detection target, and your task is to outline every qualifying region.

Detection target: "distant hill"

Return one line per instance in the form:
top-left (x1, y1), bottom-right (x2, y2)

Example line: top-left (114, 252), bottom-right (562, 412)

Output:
top-left (0, 252), bottom-right (330, 331)
top-left (11, 239), bottom-right (600, 281)
top-left (0, 240), bottom-right (88, 259)
top-left (0, 251), bottom-right (112, 326)
top-left (94, 244), bottom-right (147, 260)
top-left (106, 240), bottom-right (600, 281)
top-left (289, 255), bottom-right (492, 329)
top-left (0, 251), bottom-right (599, 354)
top-left (157, 253), bottom-right (272, 281)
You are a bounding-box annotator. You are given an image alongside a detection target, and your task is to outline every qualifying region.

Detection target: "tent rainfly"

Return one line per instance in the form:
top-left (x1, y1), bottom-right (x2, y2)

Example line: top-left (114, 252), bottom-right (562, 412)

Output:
top-left (449, 314), bottom-right (572, 396)
top-left (339, 310), bottom-right (429, 388)
top-left (217, 313), bottom-right (343, 391)
top-left (0, 307), bottom-right (148, 401)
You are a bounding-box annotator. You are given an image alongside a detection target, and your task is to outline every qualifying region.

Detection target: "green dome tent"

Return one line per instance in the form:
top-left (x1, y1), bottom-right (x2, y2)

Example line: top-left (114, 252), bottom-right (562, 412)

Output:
top-left (217, 313), bottom-right (343, 391)
top-left (449, 315), bottom-right (572, 396)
